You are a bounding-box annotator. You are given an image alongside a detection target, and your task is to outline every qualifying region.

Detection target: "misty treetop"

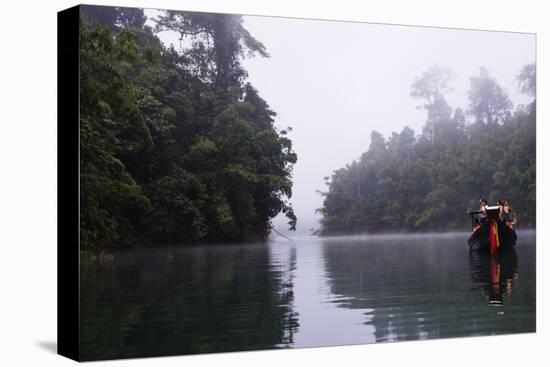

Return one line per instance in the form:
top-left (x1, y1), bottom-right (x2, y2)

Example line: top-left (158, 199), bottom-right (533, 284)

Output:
top-left (79, 6), bottom-right (297, 249)
top-left (318, 64), bottom-right (535, 235)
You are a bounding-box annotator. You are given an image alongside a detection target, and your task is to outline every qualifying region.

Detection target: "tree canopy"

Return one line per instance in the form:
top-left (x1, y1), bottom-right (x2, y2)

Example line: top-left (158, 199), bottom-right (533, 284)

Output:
top-left (79, 7), bottom-right (297, 249)
top-left (318, 64), bottom-right (535, 234)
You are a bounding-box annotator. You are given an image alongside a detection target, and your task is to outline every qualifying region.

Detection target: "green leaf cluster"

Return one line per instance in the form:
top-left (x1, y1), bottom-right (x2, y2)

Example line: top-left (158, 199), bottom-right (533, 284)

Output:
top-left (79, 8), bottom-right (297, 249)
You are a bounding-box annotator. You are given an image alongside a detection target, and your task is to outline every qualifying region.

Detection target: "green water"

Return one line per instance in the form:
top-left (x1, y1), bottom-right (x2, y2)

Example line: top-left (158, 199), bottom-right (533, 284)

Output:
top-left (80, 231), bottom-right (535, 361)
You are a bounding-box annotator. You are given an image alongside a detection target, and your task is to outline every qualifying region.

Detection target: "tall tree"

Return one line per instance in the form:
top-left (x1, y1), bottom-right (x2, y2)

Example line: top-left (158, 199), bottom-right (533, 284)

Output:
top-left (516, 63), bottom-right (536, 97)
top-left (154, 11), bottom-right (268, 90)
top-left (467, 67), bottom-right (513, 125)
top-left (410, 65), bottom-right (454, 106)
top-left (410, 65), bottom-right (454, 142)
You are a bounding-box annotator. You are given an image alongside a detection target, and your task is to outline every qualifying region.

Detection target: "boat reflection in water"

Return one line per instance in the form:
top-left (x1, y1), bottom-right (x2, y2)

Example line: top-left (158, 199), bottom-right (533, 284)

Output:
top-left (469, 248), bottom-right (519, 307)
top-left (318, 234), bottom-right (533, 343)
top-left (80, 233), bottom-right (534, 359)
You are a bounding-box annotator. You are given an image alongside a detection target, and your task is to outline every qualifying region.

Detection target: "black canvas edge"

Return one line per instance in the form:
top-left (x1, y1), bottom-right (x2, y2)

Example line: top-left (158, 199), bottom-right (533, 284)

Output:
top-left (58, 4), bottom-right (81, 362)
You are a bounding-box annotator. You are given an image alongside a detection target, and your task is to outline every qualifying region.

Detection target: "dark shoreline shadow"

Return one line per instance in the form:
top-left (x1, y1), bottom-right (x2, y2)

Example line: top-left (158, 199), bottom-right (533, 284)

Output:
top-left (36, 340), bottom-right (57, 354)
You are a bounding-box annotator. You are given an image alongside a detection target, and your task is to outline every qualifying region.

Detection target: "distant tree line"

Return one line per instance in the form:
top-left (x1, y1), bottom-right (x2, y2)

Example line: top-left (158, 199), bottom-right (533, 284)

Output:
top-left (79, 6), bottom-right (297, 249)
top-left (318, 64), bottom-right (536, 234)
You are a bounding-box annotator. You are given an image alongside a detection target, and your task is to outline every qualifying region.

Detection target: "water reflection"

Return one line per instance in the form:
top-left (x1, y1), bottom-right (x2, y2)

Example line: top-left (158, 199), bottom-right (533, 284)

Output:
top-left (80, 233), bottom-right (535, 360)
top-left (321, 236), bottom-right (454, 342)
top-left (80, 243), bottom-right (299, 361)
top-left (469, 249), bottom-right (519, 306)
top-left (320, 234), bottom-right (535, 343)
top-left (291, 240), bottom-right (376, 347)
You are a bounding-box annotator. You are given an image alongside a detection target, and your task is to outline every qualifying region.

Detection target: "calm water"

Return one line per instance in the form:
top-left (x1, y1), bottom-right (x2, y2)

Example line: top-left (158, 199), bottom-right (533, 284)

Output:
top-left (80, 231), bottom-right (536, 360)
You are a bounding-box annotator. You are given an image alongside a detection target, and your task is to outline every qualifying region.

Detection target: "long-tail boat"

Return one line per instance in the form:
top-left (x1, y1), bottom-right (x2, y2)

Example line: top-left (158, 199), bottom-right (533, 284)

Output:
top-left (468, 205), bottom-right (517, 254)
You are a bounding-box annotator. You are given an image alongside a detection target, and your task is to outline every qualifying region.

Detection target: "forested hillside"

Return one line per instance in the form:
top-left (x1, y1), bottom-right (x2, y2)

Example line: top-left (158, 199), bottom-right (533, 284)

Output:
top-left (79, 6), bottom-right (297, 249)
top-left (318, 65), bottom-right (536, 234)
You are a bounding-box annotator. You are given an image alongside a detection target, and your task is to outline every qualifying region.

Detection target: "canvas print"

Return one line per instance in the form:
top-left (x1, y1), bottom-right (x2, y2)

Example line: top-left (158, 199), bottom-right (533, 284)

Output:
top-left (59, 4), bottom-right (536, 361)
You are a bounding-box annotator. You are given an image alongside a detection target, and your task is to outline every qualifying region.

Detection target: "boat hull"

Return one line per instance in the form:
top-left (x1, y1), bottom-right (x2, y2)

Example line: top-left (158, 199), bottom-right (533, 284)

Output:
top-left (468, 220), bottom-right (517, 252)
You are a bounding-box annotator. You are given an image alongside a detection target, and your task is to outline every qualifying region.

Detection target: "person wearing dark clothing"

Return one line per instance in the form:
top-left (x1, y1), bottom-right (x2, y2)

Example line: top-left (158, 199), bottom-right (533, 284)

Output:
top-left (477, 198), bottom-right (488, 224)
top-left (499, 200), bottom-right (516, 229)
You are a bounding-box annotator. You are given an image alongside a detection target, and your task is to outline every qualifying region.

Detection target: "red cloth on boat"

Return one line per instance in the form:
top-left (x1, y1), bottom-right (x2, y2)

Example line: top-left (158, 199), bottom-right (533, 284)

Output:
top-left (490, 220), bottom-right (500, 255)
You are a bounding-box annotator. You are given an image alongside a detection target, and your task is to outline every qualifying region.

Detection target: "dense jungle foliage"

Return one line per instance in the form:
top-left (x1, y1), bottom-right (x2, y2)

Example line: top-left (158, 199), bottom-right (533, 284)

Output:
top-left (79, 6), bottom-right (297, 249)
top-left (318, 64), bottom-right (536, 234)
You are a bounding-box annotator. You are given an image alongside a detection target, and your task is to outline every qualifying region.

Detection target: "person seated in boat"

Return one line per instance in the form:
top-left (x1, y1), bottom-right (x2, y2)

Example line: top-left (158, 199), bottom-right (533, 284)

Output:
top-left (469, 198), bottom-right (488, 231)
top-left (477, 198), bottom-right (488, 224)
top-left (498, 199), bottom-right (504, 216)
top-left (499, 200), bottom-right (516, 229)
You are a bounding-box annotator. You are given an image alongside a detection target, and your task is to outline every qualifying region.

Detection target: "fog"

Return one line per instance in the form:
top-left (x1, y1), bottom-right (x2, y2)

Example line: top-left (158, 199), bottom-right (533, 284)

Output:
top-left (146, 10), bottom-right (535, 235)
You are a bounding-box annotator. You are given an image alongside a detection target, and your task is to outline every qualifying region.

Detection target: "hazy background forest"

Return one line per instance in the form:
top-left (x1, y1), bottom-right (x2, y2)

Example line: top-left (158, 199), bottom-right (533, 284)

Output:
top-left (79, 6), bottom-right (535, 249)
top-left (317, 64), bottom-right (536, 234)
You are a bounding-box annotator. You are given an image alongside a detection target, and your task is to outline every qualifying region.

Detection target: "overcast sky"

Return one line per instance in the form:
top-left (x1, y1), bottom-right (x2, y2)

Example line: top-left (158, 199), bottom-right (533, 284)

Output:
top-left (146, 10), bottom-right (535, 235)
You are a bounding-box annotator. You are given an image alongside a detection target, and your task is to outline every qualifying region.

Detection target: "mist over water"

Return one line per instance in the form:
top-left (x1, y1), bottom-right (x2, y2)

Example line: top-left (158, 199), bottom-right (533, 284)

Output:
top-left (80, 231), bottom-right (535, 359)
